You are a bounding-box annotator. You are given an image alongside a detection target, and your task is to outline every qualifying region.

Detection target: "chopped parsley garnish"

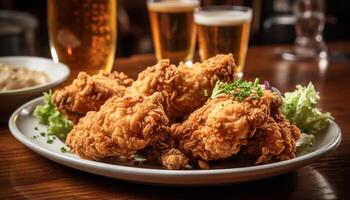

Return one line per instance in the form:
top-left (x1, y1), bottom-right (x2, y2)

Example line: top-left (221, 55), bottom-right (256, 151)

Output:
top-left (34, 127), bottom-right (38, 131)
top-left (31, 129), bottom-right (60, 145)
top-left (203, 89), bottom-right (209, 97)
top-left (60, 147), bottom-right (68, 153)
top-left (211, 78), bottom-right (263, 101)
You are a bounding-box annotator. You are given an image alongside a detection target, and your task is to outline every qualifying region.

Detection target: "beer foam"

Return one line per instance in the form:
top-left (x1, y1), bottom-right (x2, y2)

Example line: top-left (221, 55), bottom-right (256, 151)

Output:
top-left (147, 0), bottom-right (199, 13)
top-left (194, 10), bottom-right (252, 26)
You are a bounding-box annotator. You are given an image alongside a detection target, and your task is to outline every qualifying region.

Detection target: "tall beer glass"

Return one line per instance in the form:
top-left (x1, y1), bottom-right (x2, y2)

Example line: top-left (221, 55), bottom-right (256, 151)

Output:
top-left (194, 6), bottom-right (252, 78)
top-left (48, 0), bottom-right (116, 77)
top-left (147, 0), bottom-right (199, 64)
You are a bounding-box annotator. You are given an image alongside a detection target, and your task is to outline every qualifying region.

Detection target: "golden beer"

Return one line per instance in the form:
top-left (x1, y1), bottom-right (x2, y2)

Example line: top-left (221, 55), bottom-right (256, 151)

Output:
top-left (147, 0), bottom-right (199, 63)
top-left (48, 0), bottom-right (116, 77)
top-left (195, 6), bottom-right (252, 78)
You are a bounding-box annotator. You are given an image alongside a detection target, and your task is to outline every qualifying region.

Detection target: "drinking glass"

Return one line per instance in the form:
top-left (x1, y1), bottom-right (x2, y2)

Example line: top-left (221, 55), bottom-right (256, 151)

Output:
top-left (147, 0), bottom-right (199, 64)
top-left (281, 0), bottom-right (327, 61)
top-left (194, 6), bottom-right (252, 79)
top-left (48, 0), bottom-right (117, 77)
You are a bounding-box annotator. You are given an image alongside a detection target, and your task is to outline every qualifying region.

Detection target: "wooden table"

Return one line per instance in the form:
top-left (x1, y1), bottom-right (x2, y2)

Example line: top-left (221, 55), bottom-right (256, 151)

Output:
top-left (1, 41), bottom-right (350, 199)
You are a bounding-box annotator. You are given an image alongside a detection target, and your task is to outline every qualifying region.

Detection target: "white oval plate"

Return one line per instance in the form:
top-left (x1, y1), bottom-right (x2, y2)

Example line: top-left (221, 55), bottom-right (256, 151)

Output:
top-left (9, 97), bottom-right (342, 186)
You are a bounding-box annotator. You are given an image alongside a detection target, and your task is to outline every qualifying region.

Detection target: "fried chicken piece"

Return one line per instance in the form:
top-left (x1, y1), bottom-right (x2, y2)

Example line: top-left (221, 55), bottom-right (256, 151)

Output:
top-left (65, 54), bottom-right (235, 164)
top-left (161, 148), bottom-right (189, 170)
top-left (138, 127), bottom-right (173, 164)
top-left (126, 54), bottom-right (236, 119)
top-left (127, 54), bottom-right (235, 168)
top-left (139, 130), bottom-right (189, 170)
top-left (66, 92), bottom-right (169, 160)
top-left (240, 109), bottom-right (301, 164)
top-left (171, 90), bottom-right (281, 162)
top-left (52, 71), bottom-right (133, 123)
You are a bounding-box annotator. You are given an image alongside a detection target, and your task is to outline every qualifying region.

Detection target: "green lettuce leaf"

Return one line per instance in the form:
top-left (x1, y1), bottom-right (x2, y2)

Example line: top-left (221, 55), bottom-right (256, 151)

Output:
top-left (33, 91), bottom-right (73, 139)
top-left (281, 82), bottom-right (333, 134)
top-left (33, 91), bottom-right (56, 124)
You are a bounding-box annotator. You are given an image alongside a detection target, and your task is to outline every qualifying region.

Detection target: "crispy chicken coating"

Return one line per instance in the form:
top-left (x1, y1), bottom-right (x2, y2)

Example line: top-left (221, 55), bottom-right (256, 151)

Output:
top-left (64, 54), bottom-right (235, 163)
top-left (171, 90), bottom-right (281, 162)
top-left (52, 71), bottom-right (133, 123)
top-left (240, 109), bottom-right (301, 164)
top-left (66, 92), bottom-right (169, 160)
top-left (139, 131), bottom-right (189, 170)
top-left (126, 54), bottom-right (236, 119)
top-left (129, 54), bottom-right (236, 168)
top-left (161, 148), bottom-right (189, 170)
top-left (52, 53), bottom-right (304, 169)
top-left (138, 127), bottom-right (173, 165)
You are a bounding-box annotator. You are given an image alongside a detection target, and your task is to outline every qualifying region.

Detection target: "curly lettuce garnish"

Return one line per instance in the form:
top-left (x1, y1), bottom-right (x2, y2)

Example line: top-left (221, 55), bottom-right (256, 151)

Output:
top-left (33, 91), bottom-right (73, 139)
top-left (211, 78), bottom-right (263, 101)
top-left (33, 91), bottom-right (55, 124)
top-left (281, 82), bottom-right (333, 134)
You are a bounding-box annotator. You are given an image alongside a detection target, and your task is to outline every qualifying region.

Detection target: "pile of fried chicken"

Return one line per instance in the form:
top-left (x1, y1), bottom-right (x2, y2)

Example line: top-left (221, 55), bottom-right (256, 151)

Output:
top-left (52, 54), bottom-right (301, 170)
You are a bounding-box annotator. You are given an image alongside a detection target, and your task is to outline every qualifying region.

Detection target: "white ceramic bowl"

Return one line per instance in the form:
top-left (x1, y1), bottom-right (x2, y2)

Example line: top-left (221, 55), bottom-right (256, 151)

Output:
top-left (0, 56), bottom-right (70, 119)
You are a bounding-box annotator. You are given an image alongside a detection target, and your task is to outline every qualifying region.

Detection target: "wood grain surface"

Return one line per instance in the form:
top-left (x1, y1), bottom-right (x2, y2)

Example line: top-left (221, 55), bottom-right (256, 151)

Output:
top-left (1, 41), bottom-right (350, 199)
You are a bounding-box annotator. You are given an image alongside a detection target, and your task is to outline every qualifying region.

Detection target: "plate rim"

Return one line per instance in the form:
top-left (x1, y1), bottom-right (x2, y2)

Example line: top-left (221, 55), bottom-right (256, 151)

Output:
top-left (8, 96), bottom-right (342, 176)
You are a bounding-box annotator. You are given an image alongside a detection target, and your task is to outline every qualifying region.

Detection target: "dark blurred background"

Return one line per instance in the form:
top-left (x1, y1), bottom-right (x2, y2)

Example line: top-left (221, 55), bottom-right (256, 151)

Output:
top-left (0, 0), bottom-right (349, 58)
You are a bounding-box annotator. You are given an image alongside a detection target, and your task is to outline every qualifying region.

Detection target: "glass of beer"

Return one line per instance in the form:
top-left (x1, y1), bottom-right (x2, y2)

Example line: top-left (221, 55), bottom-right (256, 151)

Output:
top-left (147, 0), bottom-right (199, 64)
top-left (194, 6), bottom-right (252, 78)
top-left (48, 0), bottom-right (116, 77)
